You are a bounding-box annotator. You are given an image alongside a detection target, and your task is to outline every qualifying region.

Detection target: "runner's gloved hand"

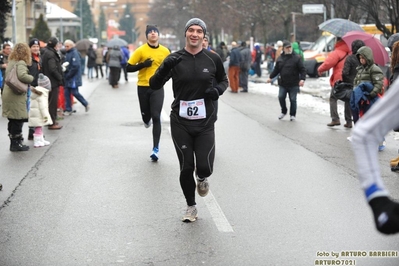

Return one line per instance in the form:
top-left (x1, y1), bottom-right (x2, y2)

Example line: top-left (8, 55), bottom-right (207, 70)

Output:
top-left (143, 58), bottom-right (153, 68)
top-left (369, 196), bottom-right (399, 234)
top-left (158, 56), bottom-right (182, 76)
top-left (205, 87), bottom-right (219, 101)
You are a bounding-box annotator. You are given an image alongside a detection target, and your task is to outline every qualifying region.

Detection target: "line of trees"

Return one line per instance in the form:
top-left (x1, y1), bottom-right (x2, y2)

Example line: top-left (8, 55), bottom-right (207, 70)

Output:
top-left (147, 0), bottom-right (398, 47)
top-left (0, 0), bottom-right (12, 44)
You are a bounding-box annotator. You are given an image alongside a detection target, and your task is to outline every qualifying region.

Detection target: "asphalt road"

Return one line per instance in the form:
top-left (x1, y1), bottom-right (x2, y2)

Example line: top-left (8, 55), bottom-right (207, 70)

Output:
top-left (0, 72), bottom-right (398, 266)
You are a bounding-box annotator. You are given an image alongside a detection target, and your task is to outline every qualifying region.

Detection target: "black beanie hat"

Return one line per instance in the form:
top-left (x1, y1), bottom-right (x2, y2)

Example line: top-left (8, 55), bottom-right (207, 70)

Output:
top-left (185, 18), bottom-right (207, 36)
top-left (29, 38), bottom-right (40, 48)
top-left (146, 25), bottom-right (159, 39)
top-left (47, 37), bottom-right (58, 48)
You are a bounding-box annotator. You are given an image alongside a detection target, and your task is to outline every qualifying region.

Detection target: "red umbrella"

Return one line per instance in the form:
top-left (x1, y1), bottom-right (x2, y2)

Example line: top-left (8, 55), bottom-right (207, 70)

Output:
top-left (342, 31), bottom-right (389, 66)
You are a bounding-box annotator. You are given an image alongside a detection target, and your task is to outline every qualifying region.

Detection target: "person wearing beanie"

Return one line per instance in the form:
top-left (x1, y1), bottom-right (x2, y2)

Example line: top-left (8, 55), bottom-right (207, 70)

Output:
top-left (266, 40), bottom-right (306, 121)
top-left (216, 41), bottom-right (228, 62)
top-left (29, 74), bottom-right (53, 148)
top-left (150, 18), bottom-right (228, 223)
top-left (63, 39), bottom-right (90, 114)
top-left (40, 36), bottom-right (64, 129)
top-left (126, 24), bottom-right (170, 162)
top-left (27, 37), bottom-right (42, 140)
top-left (202, 34), bottom-right (213, 51)
top-left (145, 25), bottom-right (159, 37)
top-left (341, 39), bottom-right (365, 126)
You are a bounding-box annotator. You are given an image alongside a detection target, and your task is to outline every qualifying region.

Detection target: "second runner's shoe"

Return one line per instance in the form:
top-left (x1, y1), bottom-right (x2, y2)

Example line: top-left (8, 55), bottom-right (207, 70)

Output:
top-left (197, 177), bottom-right (209, 197)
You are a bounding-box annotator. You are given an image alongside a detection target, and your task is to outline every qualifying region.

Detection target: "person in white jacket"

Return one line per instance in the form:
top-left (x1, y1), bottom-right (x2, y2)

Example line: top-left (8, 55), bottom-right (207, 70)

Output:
top-left (28, 73), bottom-right (53, 147)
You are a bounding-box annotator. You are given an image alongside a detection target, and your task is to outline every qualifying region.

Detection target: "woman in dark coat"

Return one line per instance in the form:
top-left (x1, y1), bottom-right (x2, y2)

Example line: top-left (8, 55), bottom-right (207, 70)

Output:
top-left (106, 46), bottom-right (122, 88)
top-left (87, 45), bottom-right (97, 79)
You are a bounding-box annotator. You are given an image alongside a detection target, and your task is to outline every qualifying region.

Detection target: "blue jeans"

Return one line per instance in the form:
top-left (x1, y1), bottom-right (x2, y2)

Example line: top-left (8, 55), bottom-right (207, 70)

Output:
top-left (87, 67), bottom-right (94, 79)
top-left (278, 85), bottom-right (299, 116)
top-left (64, 86), bottom-right (88, 112)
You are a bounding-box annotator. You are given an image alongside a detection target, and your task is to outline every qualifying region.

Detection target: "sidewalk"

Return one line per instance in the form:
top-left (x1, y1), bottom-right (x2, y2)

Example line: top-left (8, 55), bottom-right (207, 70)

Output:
top-left (0, 75), bottom-right (101, 205)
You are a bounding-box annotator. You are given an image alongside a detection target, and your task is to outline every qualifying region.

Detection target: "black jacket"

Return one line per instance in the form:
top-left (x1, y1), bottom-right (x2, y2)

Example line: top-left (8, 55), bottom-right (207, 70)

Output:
top-left (28, 54), bottom-right (41, 87)
top-left (342, 54), bottom-right (360, 84)
top-left (270, 52), bottom-right (306, 87)
top-left (40, 47), bottom-right (64, 88)
top-left (150, 48), bottom-right (228, 126)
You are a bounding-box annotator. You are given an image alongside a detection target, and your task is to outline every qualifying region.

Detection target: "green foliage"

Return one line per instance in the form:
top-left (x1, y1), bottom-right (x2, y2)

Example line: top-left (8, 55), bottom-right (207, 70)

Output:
top-left (99, 8), bottom-right (107, 43)
top-left (119, 3), bottom-right (136, 44)
top-left (31, 14), bottom-right (52, 42)
top-left (74, 0), bottom-right (96, 39)
top-left (0, 0), bottom-right (12, 43)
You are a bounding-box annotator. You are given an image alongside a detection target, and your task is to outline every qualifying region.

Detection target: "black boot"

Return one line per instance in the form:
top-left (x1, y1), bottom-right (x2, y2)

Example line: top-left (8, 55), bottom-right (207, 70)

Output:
top-left (9, 134), bottom-right (29, 152)
top-left (28, 127), bottom-right (34, 140)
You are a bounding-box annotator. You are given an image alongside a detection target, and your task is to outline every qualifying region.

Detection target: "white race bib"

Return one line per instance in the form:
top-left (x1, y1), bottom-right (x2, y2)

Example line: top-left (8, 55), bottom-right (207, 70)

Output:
top-left (179, 99), bottom-right (206, 120)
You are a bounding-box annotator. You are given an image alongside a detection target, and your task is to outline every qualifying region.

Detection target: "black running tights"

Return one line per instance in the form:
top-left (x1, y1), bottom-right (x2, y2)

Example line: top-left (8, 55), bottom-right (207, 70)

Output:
top-left (137, 86), bottom-right (164, 149)
top-left (171, 119), bottom-right (215, 206)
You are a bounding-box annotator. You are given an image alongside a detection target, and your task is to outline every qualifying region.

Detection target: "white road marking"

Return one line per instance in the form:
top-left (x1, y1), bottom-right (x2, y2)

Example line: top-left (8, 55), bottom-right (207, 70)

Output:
top-left (203, 191), bottom-right (234, 233)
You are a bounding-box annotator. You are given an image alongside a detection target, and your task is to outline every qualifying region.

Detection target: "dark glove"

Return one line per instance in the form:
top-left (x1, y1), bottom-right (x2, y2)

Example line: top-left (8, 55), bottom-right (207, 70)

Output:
top-left (369, 196), bottom-right (399, 234)
top-left (158, 56), bottom-right (182, 76)
top-left (205, 87), bottom-right (219, 101)
top-left (143, 58), bottom-right (153, 68)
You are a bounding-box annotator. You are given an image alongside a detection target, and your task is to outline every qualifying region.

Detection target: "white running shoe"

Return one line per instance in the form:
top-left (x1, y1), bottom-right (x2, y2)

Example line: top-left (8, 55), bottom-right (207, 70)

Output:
top-left (290, 116), bottom-right (296, 121)
top-left (182, 205), bottom-right (198, 222)
top-left (278, 113), bottom-right (286, 120)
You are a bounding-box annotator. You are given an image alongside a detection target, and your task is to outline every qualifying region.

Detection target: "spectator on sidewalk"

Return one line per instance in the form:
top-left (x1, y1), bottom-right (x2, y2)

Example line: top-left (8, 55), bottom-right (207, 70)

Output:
top-left (239, 41), bottom-right (251, 93)
top-left (215, 41), bottom-right (228, 62)
top-left (317, 38), bottom-right (351, 128)
top-left (0, 43), bottom-right (12, 92)
top-left (106, 45), bottom-right (123, 88)
top-left (86, 44), bottom-right (96, 80)
top-left (27, 38), bottom-right (41, 140)
top-left (228, 41), bottom-right (241, 93)
top-left (2, 43), bottom-right (34, 151)
top-left (41, 37), bottom-right (64, 130)
top-left (341, 39), bottom-right (365, 127)
top-left (266, 40), bottom-right (306, 121)
top-left (271, 41), bottom-right (284, 85)
top-left (120, 45), bottom-right (130, 82)
top-left (29, 73), bottom-right (52, 148)
top-left (63, 40), bottom-right (90, 115)
top-left (95, 44), bottom-right (104, 78)
top-left (252, 44), bottom-right (263, 77)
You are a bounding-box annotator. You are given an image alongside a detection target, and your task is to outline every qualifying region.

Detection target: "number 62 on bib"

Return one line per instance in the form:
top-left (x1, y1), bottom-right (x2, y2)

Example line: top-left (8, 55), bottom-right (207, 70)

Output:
top-left (179, 99), bottom-right (206, 120)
